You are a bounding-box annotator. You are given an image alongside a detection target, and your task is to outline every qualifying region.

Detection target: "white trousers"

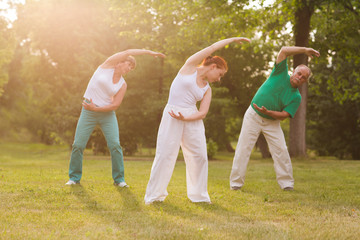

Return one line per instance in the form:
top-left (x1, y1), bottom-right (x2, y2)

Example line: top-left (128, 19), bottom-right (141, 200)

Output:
top-left (230, 106), bottom-right (294, 189)
top-left (144, 104), bottom-right (211, 204)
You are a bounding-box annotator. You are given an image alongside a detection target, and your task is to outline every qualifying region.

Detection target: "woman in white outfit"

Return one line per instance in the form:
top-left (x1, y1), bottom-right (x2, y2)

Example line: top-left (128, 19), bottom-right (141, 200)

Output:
top-left (144, 37), bottom-right (251, 204)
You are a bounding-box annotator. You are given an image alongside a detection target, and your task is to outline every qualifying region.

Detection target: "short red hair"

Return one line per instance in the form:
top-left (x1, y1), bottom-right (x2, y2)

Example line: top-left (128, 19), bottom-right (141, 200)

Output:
top-left (201, 56), bottom-right (228, 71)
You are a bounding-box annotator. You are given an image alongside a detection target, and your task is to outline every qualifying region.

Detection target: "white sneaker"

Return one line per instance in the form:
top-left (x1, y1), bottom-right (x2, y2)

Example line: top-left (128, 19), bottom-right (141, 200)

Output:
top-left (65, 180), bottom-right (78, 185)
top-left (114, 182), bottom-right (129, 188)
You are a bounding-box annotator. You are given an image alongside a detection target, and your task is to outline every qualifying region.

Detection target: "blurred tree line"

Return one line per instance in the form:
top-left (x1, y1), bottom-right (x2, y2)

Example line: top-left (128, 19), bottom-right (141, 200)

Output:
top-left (0, 0), bottom-right (359, 159)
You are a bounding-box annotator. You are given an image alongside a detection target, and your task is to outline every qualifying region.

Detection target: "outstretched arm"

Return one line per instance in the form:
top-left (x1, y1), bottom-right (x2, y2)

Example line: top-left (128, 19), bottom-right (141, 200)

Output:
top-left (82, 83), bottom-right (127, 112)
top-left (102, 49), bottom-right (165, 68)
top-left (276, 46), bottom-right (320, 64)
top-left (253, 103), bottom-right (290, 121)
top-left (169, 88), bottom-right (212, 121)
top-left (180, 37), bottom-right (251, 74)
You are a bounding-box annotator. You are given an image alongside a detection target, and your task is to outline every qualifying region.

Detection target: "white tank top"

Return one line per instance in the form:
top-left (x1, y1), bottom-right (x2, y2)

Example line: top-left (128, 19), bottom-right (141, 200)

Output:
top-left (83, 67), bottom-right (125, 107)
top-left (167, 71), bottom-right (210, 108)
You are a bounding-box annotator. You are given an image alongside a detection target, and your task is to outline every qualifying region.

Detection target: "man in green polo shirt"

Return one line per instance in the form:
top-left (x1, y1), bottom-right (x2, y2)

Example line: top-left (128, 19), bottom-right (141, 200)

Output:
top-left (230, 46), bottom-right (320, 191)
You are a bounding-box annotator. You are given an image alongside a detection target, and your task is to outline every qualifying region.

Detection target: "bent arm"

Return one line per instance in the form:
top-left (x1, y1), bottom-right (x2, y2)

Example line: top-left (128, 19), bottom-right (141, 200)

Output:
top-left (82, 84), bottom-right (127, 112)
top-left (169, 88), bottom-right (212, 121)
top-left (180, 37), bottom-right (250, 74)
top-left (102, 49), bottom-right (165, 68)
top-left (253, 103), bottom-right (290, 121)
top-left (276, 46), bottom-right (320, 64)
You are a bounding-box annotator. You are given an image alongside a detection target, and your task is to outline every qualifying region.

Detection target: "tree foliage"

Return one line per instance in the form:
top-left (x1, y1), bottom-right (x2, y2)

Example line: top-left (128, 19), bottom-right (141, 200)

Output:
top-left (307, 0), bottom-right (360, 159)
top-left (2, 0), bottom-right (120, 144)
top-left (0, 15), bottom-right (15, 97)
top-left (109, 0), bottom-right (271, 151)
top-left (0, 0), bottom-right (359, 159)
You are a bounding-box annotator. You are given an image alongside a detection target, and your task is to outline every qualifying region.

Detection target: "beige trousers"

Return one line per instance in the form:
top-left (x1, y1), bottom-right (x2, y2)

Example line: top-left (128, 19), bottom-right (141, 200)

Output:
top-left (230, 106), bottom-right (294, 189)
top-left (144, 104), bottom-right (211, 204)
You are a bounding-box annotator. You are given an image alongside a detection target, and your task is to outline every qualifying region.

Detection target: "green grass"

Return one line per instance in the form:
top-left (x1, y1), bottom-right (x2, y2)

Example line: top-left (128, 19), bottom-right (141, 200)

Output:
top-left (0, 143), bottom-right (359, 240)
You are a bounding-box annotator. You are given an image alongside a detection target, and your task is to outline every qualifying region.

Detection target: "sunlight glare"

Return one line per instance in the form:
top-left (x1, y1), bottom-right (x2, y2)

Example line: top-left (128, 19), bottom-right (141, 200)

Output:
top-left (0, 0), bottom-right (25, 22)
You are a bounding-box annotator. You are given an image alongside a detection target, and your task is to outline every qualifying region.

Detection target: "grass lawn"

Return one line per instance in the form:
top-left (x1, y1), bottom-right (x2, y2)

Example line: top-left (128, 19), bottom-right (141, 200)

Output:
top-left (0, 143), bottom-right (359, 239)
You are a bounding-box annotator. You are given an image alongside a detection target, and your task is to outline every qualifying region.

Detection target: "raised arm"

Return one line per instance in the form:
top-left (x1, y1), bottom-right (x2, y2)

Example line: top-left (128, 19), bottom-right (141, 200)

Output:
top-left (180, 37), bottom-right (250, 74)
top-left (276, 46), bottom-right (320, 64)
top-left (102, 49), bottom-right (165, 68)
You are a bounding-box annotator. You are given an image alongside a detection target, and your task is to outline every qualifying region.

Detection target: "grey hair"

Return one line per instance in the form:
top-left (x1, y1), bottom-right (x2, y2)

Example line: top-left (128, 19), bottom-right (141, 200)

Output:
top-left (295, 64), bottom-right (312, 81)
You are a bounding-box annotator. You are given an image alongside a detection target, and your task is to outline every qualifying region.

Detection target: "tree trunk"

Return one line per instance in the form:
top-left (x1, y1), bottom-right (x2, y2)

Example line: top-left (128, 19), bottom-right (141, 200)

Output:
top-left (289, 0), bottom-right (314, 157)
top-left (158, 57), bottom-right (164, 94)
top-left (256, 133), bottom-right (271, 158)
top-left (226, 141), bottom-right (235, 152)
top-left (157, 56), bottom-right (165, 124)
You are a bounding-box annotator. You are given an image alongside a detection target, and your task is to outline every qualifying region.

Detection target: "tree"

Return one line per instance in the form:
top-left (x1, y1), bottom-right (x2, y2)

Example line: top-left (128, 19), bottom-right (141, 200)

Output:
top-left (0, 16), bottom-right (15, 97)
top-left (5, 0), bottom-right (358, 161)
top-left (2, 0), bottom-right (120, 144)
top-left (268, 0), bottom-right (359, 158)
top-left (307, 0), bottom-right (360, 159)
top-left (110, 0), bottom-right (273, 151)
top-left (0, 8), bottom-right (17, 138)
top-left (2, 0), bottom-right (278, 153)
top-left (289, 0), bottom-right (315, 157)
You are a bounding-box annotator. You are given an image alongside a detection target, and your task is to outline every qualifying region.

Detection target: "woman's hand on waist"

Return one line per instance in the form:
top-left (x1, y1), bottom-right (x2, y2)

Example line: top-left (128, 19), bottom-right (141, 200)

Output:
top-left (168, 110), bottom-right (186, 120)
top-left (82, 99), bottom-right (97, 111)
top-left (168, 109), bottom-right (207, 121)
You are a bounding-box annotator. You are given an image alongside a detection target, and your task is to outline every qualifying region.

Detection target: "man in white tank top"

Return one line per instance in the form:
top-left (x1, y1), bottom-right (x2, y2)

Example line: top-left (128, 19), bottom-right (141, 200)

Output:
top-left (65, 49), bottom-right (165, 187)
top-left (144, 37), bottom-right (251, 204)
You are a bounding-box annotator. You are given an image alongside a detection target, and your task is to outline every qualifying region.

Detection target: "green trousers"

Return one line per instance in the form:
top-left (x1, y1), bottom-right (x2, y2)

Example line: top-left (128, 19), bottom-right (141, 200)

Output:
top-left (68, 108), bottom-right (125, 183)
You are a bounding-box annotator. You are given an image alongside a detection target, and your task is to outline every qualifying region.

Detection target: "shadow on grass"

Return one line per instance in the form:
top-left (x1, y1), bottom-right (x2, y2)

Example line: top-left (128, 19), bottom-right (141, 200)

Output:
top-left (69, 184), bottom-right (146, 228)
top-left (70, 184), bottom-right (142, 211)
top-left (233, 184), bottom-right (300, 206)
top-left (116, 187), bottom-right (141, 210)
top-left (70, 185), bottom-right (105, 211)
top-left (194, 201), bottom-right (230, 212)
top-left (150, 200), bottom-right (190, 215)
top-left (103, 186), bottom-right (209, 236)
top-left (67, 185), bottom-right (242, 237)
top-left (147, 198), bottom-right (232, 219)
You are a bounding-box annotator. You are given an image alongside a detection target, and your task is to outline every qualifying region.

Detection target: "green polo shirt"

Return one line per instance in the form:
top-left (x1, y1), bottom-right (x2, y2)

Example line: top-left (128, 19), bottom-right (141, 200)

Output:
top-left (251, 58), bottom-right (301, 120)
